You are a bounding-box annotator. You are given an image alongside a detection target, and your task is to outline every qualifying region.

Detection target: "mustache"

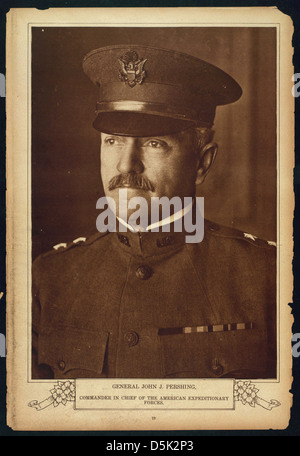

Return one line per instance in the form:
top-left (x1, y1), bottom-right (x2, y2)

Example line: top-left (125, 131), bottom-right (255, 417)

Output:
top-left (108, 173), bottom-right (155, 192)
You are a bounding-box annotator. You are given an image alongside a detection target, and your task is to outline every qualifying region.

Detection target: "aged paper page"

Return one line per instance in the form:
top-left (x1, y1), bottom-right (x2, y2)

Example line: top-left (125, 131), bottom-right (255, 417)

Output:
top-left (6, 7), bottom-right (294, 430)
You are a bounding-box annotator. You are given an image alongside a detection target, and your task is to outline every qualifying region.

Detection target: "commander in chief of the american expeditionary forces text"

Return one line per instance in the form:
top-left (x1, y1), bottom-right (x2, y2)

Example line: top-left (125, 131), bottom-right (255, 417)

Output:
top-left (32, 45), bottom-right (277, 379)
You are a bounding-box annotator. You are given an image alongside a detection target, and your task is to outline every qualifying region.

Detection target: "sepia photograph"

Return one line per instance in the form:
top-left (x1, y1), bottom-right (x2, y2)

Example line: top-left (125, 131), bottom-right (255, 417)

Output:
top-left (31, 26), bottom-right (277, 380)
top-left (5, 7), bottom-right (293, 431)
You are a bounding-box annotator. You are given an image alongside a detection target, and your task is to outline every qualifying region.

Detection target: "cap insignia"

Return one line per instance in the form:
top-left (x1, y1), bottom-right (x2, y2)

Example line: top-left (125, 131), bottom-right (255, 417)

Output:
top-left (118, 51), bottom-right (147, 88)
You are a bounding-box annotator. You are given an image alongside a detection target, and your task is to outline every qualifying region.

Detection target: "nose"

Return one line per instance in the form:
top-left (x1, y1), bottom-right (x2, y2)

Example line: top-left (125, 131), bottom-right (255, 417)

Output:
top-left (117, 139), bottom-right (144, 174)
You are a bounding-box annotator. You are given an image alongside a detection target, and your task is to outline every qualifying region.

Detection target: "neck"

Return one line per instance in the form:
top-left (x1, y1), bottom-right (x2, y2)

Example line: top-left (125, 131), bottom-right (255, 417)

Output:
top-left (117, 198), bottom-right (195, 233)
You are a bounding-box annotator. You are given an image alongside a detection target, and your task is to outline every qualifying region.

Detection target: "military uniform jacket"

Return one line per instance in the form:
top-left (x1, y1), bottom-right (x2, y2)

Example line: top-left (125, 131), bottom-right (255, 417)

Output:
top-left (32, 220), bottom-right (277, 379)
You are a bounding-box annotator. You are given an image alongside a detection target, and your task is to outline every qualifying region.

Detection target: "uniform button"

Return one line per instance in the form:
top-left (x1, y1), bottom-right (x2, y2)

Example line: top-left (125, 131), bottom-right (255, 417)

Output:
top-left (124, 331), bottom-right (139, 347)
top-left (58, 360), bottom-right (66, 371)
top-left (211, 359), bottom-right (224, 376)
top-left (136, 265), bottom-right (152, 280)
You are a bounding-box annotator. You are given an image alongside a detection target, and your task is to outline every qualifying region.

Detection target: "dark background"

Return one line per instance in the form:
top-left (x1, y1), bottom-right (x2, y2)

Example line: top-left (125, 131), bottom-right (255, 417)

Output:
top-left (32, 26), bottom-right (277, 259)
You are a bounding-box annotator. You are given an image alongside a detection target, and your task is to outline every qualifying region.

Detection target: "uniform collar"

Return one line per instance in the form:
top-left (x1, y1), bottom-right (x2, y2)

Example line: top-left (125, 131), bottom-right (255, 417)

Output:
top-left (113, 200), bottom-right (202, 257)
top-left (113, 227), bottom-right (187, 257)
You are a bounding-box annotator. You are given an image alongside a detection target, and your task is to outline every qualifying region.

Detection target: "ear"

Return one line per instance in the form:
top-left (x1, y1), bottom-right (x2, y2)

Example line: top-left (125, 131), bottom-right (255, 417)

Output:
top-left (195, 142), bottom-right (218, 186)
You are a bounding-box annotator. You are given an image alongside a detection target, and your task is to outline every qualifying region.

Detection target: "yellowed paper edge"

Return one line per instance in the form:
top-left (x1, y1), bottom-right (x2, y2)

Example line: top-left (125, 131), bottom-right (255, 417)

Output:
top-left (6, 6), bottom-right (294, 431)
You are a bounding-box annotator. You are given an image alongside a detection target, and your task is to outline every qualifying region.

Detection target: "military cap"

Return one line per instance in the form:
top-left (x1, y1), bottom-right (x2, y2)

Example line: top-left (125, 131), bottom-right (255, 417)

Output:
top-left (82, 45), bottom-right (242, 136)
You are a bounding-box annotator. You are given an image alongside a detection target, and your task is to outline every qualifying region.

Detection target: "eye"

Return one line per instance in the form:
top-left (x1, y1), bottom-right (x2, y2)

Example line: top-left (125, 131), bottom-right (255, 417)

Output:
top-left (104, 137), bottom-right (117, 145)
top-left (144, 139), bottom-right (168, 149)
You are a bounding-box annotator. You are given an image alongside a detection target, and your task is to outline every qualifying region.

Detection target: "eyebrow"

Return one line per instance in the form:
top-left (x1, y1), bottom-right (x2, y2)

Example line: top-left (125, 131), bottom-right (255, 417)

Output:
top-left (101, 134), bottom-right (127, 143)
top-left (100, 133), bottom-right (178, 147)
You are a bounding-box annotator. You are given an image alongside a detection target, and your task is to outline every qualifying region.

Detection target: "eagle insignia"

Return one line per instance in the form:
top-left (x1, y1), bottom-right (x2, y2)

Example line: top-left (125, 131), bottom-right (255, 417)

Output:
top-left (118, 50), bottom-right (147, 88)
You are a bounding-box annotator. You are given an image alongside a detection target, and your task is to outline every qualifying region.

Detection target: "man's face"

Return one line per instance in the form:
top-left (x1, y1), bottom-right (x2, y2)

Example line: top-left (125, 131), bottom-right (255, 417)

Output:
top-left (100, 129), bottom-right (199, 222)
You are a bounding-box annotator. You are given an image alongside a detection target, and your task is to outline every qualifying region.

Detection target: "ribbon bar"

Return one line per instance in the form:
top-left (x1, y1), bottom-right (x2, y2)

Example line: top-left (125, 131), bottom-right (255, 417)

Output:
top-left (158, 322), bottom-right (253, 336)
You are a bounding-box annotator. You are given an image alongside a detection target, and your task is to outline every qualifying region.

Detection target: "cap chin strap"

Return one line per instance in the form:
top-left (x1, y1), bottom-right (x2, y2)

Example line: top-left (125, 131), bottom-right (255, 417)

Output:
top-left (96, 100), bottom-right (197, 121)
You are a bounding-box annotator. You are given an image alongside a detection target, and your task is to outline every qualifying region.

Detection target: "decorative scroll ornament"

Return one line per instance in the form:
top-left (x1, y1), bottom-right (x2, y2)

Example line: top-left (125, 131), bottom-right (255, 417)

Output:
top-left (28, 379), bottom-right (280, 412)
top-left (118, 51), bottom-right (147, 87)
top-left (234, 381), bottom-right (281, 410)
top-left (28, 381), bottom-right (75, 411)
